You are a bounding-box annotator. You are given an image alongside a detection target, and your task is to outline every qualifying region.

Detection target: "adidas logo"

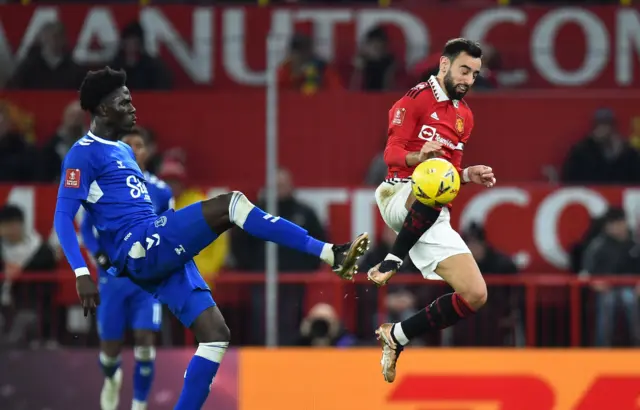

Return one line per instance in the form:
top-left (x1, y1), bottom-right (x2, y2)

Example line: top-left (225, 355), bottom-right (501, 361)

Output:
top-left (430, 112), bottom-right (439, 120)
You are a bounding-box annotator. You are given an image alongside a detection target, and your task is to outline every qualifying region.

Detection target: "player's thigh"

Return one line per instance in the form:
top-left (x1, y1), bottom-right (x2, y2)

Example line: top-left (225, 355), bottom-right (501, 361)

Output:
top-left (191, 305), bottom-right (230, 343)
top-left (375, 181), bottom-right (411, 232)
top-left (97, 281), bottom-right (128, 342)
top-left (147, 260), bottom-right (218, 330)
top-left (128, 286), bottom-right (162, 336)
top-left (435, 253), bottom-right (487, 308)
top-left (408, 209), bottom-right (468, 277)
top-left (128, 205), bottom-right (218, 279)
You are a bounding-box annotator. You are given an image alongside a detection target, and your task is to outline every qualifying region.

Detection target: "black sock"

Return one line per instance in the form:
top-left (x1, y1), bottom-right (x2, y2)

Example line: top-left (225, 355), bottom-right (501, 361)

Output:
top-left (399, 293), bottom-right (476, 340)
top-left (390, 200), bottom-right (440, 260)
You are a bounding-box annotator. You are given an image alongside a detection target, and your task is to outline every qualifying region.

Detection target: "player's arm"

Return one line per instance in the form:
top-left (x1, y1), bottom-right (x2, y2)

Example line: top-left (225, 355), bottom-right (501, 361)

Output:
top-left (384, 96), bottom-right (441, 168)
top-left (79, 213), bottom-right (100, 255)
top-left (451, 112), bottom-right (496, 188)
top-left (450, 113), bottom-right (472, 184)
top-left (79, 213), bottom-right (112, 271)
top-left (55, 150), bottom-right (100, 316)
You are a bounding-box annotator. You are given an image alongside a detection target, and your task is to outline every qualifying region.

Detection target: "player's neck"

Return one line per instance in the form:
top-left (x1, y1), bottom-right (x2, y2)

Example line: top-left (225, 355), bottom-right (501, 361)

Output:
top-left (90, 122), bottom-right (119, 141)
top-left (435, 75), bottom-right (451, 99)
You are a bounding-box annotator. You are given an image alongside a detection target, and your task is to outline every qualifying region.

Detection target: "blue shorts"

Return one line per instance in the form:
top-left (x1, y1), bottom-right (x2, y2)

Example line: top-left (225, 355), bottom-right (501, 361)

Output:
top-left (124, 202), bottom-right (218, 327)
top-left (97, 272), bottom-right (162, 341)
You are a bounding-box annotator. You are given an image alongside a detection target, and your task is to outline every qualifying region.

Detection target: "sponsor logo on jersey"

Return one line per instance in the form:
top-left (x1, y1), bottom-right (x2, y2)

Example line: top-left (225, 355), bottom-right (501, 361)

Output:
top-left (418, 125), bottom-right (457, 149)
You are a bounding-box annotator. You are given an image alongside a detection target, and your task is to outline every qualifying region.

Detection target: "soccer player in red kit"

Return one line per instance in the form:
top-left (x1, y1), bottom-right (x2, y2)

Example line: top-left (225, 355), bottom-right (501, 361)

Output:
top-left (368, 38), bottom-right (497, 382)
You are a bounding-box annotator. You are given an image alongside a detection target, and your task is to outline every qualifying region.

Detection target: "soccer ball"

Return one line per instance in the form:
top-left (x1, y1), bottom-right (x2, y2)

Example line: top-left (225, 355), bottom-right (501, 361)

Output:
top-left (411, 158), bottom-right (460, 207)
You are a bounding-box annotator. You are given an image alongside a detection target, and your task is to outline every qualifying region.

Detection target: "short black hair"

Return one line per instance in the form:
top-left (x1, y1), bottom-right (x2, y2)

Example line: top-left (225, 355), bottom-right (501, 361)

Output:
top-left (79, 66), bottom-right (127, 114)
top-left (603, 207), bottom-right (626, 224)
top-left (0, 205), bottom-right (24, 224)
top-left (365, 26), bottom-right (388, 43)
top-left (442, 38), bottom-right (482, 61)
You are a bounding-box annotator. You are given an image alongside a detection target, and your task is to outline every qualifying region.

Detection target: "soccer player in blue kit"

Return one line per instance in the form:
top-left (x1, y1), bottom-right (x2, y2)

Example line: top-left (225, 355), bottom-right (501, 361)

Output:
top-left (80, 129), bottom-right (171, 410)
top-left (54, 67), bottom-right (370, 410)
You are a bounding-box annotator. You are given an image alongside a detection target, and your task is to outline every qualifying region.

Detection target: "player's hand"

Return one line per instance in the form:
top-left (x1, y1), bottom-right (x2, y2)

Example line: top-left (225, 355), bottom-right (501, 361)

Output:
top-left (418, 141), bottom-right (443, 162)
top-left (76, 275), bottom-right (100, 317)
top-left (466, 165), bottom-right (496, 187)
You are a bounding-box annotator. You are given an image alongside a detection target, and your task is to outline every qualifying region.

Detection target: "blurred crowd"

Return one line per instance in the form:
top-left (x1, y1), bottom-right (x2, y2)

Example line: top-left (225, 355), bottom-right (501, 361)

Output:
top-left (1, 4), bottom-right (640, 349)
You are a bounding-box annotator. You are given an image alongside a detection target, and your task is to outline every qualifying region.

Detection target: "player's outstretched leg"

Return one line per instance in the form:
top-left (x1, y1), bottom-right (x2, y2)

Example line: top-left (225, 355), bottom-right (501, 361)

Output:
top-left (132, 331), bottom-right (157, 410)
top-left (202, 191), bottom-right (369, 279)
top-left (174, 302), bottom-right (230, 410)
top-left (369, 199), bottom-right (440, 285)
top-left (99, 341), bottom-right (124, 410)
top-left (375, 253), bottom-right (487, 383)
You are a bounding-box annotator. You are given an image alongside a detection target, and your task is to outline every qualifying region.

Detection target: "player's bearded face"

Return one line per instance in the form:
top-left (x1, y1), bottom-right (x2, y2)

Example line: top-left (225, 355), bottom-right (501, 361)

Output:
top-left (443, 69), bottom-right (469, 100)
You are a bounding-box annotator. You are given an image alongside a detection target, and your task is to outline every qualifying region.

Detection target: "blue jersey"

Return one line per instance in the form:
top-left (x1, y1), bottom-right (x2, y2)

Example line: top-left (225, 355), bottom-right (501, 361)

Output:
top-left (81, 168), bottom-right (174, 271)
top-left (57, 131), bottom-right (160, 273)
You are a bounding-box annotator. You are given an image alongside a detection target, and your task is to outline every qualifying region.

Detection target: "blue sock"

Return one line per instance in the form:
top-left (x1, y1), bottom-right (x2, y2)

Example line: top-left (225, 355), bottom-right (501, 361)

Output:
top-left (99, 352), bottom-right (121, 378)
top-left (133, 346), bottom-right (155, 404)
top-left (229, 192), bottom-right (327, 258)
top-left (174, 342), bottom-right (228, 410)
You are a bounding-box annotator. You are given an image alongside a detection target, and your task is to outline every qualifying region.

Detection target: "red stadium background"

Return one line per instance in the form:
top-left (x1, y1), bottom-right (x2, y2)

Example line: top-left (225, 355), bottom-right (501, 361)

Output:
top-left (2, 90), bottom-right (640, 185)
top-left (2, 4), bottom-right (640, 410)
top-left (1, 5), bottom-right (639, 88)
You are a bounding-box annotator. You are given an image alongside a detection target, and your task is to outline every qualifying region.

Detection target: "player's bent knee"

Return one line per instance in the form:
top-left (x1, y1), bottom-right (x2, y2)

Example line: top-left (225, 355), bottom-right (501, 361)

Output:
top-left (100, 340), bottom-right (123, 358)
top-left (191, 306), bottom-right (231, 343)
top-left (134, 345), bottom-right (156, 361)
top-left (201, 192), bottom-right (236, 235)
top-left (460, 281), bottom-right (488, 311)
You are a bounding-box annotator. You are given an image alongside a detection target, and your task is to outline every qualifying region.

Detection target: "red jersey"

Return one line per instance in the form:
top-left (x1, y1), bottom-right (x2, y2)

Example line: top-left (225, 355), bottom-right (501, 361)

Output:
top-left (384, 76), bottom-right (474, 179)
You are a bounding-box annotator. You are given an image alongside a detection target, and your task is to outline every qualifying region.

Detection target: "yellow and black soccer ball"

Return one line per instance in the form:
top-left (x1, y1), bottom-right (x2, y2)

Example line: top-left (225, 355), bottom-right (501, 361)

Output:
top-left (411, 158), bottom-right (460, 207)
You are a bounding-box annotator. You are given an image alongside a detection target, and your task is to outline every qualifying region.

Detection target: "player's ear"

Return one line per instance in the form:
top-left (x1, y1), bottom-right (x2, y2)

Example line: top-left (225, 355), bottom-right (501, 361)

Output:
top-left (95, 103), bottom-right (107, 117)
top-left (439, 56), bottom-right (450, 73)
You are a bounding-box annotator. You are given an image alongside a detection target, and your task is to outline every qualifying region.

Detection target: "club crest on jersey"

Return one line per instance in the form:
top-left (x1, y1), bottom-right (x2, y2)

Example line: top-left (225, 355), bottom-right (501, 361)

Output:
top-left (455, 116), bottom-right (464, 135)
top-left (154, 216), bottom-right (167, 228)
top-left (64, 169), bottom-right (80, 188)
top-left (392, 108), bottom-right (406, 126)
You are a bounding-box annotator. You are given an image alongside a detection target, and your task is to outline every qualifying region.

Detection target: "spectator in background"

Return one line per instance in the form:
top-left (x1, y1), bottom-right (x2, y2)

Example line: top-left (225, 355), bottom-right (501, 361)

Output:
top-left (109, 22), bottom-right (172, 90)
top-left (0, 104), bottom-right (40, 182)
top-left (277, 33), bottom-right (342, 94)
top-left (581, 208), bottom-right (640, 347)
top-left (629, 116), bottom-right (640, 153)
top-left (6, 21), bottom-right (84, 90)
top-left (231, 168), bottom-right (327, 345)
top-left (231, 168), bottom-right (326, 272)
top-left (364, 133), bottom-right (390, 186)
top-left (350, 26), bottom-right (397, 91)
top-left (158, 159), bottom-right (228, 284)
top-left (138, 127), bottom-right (163, 175)
top-left (562, 108), bottom-right (640, 184)
top-left (297, 303), bottom-right (356, 347)
top-left (0, 205), bottom-right (57, 345)
top-left (40, 101), bottom-right (86, 182)
top-left (447, 223), bottom-right (524, 346)
top-left (357, 225), bottom-right (420, 343)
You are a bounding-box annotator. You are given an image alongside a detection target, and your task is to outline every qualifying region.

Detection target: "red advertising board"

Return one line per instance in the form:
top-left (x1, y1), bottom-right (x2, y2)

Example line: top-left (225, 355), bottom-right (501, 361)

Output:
top-left (3, 90), bottom-right (640, 185)
top-left (5, 184), bottom-right (640, 273)
top-left (1, 5), bottom-right (639, 88)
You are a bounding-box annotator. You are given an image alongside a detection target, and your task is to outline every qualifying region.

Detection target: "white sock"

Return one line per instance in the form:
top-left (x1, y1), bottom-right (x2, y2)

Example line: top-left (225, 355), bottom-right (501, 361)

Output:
top-left (320, 243), bottom-right (334, 265)
top-left (384, 254), bottom-right (403, 263)
top-left (195, 341), bottom-right (229, 363)
top-left (132, 399), bottom-right (147, 410)
top-left (393, 323), bottom-right (410, 346)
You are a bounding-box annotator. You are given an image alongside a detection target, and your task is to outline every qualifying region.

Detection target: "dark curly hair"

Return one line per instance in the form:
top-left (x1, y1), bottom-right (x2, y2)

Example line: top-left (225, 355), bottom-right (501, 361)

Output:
top-left (79, 67), bottom-right (127, 114)
top-left (442, 38), bottom-right (482, 61)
